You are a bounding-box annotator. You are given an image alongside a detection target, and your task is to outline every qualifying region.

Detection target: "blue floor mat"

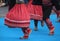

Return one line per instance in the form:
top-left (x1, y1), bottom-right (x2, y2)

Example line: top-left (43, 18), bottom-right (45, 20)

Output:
top-left (0, 14), bottom-right (60, 41)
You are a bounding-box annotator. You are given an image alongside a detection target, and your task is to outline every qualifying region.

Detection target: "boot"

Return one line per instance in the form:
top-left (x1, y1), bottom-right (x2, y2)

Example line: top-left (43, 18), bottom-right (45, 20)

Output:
top-left (20, 34), bottom-right (28, 39)
top-left (20, 28), bottom-right (31, 39)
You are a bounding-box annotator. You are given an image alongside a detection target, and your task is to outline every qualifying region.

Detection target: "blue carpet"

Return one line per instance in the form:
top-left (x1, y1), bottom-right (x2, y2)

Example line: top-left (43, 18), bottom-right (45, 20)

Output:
top-left (0, 13), bottom-right (60, 41)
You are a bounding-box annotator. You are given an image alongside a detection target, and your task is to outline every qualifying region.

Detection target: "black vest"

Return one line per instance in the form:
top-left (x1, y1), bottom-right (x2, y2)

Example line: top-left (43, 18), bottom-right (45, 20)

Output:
top-left (32, 0), bottom-right (42, 5)
top-left (32, 0), bottom-right (52, 6)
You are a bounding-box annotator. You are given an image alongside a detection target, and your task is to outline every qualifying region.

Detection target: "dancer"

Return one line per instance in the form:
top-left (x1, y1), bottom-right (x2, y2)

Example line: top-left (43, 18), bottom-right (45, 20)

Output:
top-left (41, 0), bottom-right (55, 35)
top-left (4, 0), bottom-right (31, 39)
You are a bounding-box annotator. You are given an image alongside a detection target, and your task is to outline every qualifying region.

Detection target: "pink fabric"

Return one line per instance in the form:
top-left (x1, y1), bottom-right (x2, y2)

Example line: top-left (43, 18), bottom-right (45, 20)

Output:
top-left (30, 5), bottom-right (43, 20)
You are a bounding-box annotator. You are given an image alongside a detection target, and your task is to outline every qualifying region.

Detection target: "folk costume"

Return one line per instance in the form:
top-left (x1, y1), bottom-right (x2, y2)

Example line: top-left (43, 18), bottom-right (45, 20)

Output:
top-left (5, 0), bottom-right (31, 39)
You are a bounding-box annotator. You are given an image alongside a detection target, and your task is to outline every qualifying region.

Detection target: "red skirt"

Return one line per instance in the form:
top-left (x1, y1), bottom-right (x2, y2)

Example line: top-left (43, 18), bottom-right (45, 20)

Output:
top-left (28, 4), bottom-right (43, 20)
top-left (31, 5), bottom-right (43, 20)
top-left (5, 4), bottom-right (30, 27)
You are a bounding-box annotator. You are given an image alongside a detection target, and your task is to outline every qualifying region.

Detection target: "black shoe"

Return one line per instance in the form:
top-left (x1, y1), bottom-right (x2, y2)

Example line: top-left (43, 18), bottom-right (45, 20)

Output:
top-left (20, 36), bottom-right (28, 39)
top-left (41, 21), bottom-right (44, 27)
top-left (34, 27), bottom-right (38, 31)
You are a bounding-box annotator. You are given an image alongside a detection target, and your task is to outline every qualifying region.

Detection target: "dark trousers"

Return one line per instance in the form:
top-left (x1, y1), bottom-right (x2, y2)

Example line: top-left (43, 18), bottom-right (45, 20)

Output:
top-left (42, 5), bottom-right (52, 20)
